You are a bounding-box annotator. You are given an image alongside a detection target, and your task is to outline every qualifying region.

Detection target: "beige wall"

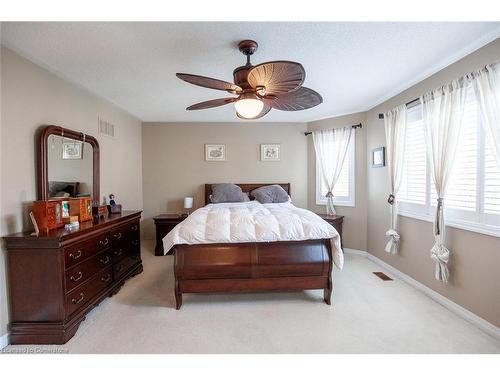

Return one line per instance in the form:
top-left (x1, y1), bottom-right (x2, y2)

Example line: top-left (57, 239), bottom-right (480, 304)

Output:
top-left (307, 112), bottom-right (368, 251)
top-left (366, 38), bottom-right (500, 327)
top-left (0, 46), bottom-right (144, 338)
top-left (141, 122), bottom-right (307, 239)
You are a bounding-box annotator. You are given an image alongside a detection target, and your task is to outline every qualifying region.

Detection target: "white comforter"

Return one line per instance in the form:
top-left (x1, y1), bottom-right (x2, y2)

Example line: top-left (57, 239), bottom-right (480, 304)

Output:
top-left (162, 201), bottom-right (344, 269)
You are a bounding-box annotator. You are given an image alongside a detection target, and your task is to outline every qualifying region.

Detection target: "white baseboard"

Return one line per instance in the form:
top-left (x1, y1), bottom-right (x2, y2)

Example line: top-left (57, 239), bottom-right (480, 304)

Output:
top-left (344, 248), bottom-right (368, 256)
top-left (0, 333), bottom-right (8, 349)
top-left (344, 248), bottom-right (500, 341)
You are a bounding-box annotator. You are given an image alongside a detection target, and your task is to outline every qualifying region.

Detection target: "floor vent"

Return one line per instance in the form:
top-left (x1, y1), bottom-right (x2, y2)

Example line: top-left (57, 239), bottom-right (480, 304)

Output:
top-left (98, 117), bottom-right (115, 137)
top-left (373, 271), bottom-right (393, 281)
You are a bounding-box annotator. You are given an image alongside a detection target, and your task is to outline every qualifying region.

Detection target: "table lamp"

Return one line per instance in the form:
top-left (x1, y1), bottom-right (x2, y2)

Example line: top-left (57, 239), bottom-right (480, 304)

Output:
top-left (183, 197), bottom-right (193, 217)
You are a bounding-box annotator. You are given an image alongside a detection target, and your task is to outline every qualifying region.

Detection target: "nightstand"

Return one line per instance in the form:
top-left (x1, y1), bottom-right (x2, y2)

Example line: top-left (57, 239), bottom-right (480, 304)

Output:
top-left (317, 214), bottom-right (344, 248)
top-left (153, 214), bottom-right (187, 256)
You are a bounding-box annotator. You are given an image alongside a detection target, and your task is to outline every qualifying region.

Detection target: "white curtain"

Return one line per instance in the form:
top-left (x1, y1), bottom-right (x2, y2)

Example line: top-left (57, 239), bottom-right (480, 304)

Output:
top-left (384, 104), bottom-right (407, 254)
top-left (312, 127), bottom-right (353, 215)
top-left (421, 79), bottom-right (468, 282)
top-left (473, 61), bottom-right (500, 169)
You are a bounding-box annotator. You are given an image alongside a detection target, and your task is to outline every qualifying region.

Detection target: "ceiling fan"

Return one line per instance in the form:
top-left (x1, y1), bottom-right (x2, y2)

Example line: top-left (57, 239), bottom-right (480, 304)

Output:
top-left (176, 40), bottom-right (323, 120)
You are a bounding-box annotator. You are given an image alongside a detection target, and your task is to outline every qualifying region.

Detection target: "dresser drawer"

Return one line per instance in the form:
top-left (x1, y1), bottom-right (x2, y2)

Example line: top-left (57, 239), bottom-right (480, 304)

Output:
top-left (111, 221), bottom-right (140, 242)
top-left (111, 246), bottom-right (127, 263)
top-left (65, 266), bottom-right (113, 317)
top-left (113, 255), bottom-right (141, 281)
top-left (64, 232), bottom-right (111, 269)
top-left (65, 249), bottom-right (113, 292)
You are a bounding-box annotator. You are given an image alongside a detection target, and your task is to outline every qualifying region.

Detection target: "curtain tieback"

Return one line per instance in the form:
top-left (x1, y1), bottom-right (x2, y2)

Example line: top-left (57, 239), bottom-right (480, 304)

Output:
top-left (387, 194), bottom-right (395, 205)
top-left (385, 229), bottom-right (400, 243)
top-left (430, 242), bottom-right (450, 282)
top-left (436, 197), bottom-right (444, 235)
top-left (384, 229), bottom-right (400, 254)
top-left (325, 191), bottom-right (334, 198)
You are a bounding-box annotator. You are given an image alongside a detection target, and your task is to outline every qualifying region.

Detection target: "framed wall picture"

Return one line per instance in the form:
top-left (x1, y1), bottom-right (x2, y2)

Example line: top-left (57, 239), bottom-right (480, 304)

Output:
top-left (205, 144), bottom-right (226, 161)
top-left (261, 144), bottom-right (280, 161)
top-left (62, 141), bottom-right (83, 159)
top-left (372, 146), bottom-right (386, 168)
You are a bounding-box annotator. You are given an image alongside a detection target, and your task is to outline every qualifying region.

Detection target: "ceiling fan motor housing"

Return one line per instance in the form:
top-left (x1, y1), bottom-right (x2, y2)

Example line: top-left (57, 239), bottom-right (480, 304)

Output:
top-left (233, 65), bottom-right (253, 91)
top-left (233, 40), bottom-right (259, 91)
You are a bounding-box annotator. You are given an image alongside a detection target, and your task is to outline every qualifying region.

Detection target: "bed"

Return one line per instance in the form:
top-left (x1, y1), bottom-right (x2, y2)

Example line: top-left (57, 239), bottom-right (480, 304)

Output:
top-left (164, 183), bottom-right (343, 309)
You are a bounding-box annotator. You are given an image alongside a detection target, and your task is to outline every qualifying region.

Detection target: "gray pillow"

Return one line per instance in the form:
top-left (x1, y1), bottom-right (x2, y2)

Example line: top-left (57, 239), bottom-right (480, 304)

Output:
top-left (250, 185), bottom-right (289, 204)
top-left (210, 183), bottom-right (248, 203)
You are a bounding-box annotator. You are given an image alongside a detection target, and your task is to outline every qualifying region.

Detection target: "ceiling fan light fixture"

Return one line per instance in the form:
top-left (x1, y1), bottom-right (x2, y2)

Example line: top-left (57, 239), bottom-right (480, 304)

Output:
top-left (234, 96), bottom-right (264, 119)
top-left (176, 39), bottom-right (323, 119)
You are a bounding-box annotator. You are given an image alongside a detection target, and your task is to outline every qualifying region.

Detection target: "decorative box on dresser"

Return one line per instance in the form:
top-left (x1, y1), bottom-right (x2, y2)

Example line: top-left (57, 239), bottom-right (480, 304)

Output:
top-left (4, 210), bottom-right (143, 345)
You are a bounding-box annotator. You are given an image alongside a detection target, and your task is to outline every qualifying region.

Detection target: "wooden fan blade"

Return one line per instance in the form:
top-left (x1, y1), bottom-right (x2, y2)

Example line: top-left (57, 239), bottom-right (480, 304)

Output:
top-left (176, 73), bottom-right (242, 94)
top-left (186, 97), bottom-right (237, 110)
top-left (247, 61), bottom-right (305, 96)
top-left (264, 87), bottom-right (322, 111)
top-left (236, 103), bottom-right (272, 120)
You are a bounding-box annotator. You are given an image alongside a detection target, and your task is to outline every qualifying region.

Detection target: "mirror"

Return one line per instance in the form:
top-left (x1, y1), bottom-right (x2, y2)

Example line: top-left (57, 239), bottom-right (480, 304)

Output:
top-left (47, 134), bottom-right (93, 199)
top-left (38, 125), bottom-right (100, 205)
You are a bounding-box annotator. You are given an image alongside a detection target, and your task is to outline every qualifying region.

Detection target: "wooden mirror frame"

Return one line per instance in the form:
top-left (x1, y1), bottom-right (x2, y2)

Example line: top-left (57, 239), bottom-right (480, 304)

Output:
top-left (37, 125), bottom-right (100, 205)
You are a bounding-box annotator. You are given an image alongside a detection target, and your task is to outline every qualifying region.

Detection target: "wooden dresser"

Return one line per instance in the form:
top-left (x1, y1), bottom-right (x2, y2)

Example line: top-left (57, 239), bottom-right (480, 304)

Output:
top-left (4, 210), bottom-right (143, 345)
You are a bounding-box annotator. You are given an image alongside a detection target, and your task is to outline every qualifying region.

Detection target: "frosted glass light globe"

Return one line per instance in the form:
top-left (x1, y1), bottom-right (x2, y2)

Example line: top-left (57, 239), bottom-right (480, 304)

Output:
top-left (234, 98), bottom-right (264, 119)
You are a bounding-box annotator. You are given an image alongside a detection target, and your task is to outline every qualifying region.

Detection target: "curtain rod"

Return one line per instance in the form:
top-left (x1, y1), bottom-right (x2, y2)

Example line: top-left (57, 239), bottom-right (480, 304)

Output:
top-left (304, 123), bottom-right (362, 136)
top-left (378, 98), bottom-right (421, 119)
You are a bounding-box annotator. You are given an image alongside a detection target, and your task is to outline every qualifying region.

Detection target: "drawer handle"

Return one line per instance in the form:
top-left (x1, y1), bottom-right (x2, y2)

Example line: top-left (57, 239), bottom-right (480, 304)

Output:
top-left (132, 240), bottom-right (139, 246)
top-left (70, 271), bottom-right (83, 282)
top-left (100, 255), bottom-right (111, 265)
top-left (115, 265), bottom-right (124, 272)
top-left (131, 225), bottom-right (138, 231)
top-left (99, 238), bottom-right (109, 247)
top-left (113, 232), bottom-right (122, 240)
top-left (71, 293), bottom-right (85, 305)
top-left (101, 274), bottom-right (112, 283)
top-left (69, 250), bottom-right (82, 260)
top-left (114, 248), bottom-right (123, 256)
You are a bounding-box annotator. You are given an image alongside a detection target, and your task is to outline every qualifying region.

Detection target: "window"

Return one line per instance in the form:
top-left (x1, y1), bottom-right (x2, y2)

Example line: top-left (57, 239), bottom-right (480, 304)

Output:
top-left (315, 132), bottom-right (355, 207)
top-left (398, 87), bottom-right (500, 237)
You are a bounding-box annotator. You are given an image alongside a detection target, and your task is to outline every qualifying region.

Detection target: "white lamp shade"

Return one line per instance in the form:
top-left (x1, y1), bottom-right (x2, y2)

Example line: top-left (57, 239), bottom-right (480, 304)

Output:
top-left (184, 197), bottom-right (194, 209)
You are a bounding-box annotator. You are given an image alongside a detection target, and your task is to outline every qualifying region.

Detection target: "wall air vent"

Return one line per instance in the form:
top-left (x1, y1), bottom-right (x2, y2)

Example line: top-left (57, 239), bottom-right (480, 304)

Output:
top-left (98, 117), bottom-right (115, 137)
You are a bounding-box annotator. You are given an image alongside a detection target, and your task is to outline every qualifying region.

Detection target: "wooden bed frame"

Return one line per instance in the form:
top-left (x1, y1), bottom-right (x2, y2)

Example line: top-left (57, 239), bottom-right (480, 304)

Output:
top-left (173, 183), bottom-right (333, 309)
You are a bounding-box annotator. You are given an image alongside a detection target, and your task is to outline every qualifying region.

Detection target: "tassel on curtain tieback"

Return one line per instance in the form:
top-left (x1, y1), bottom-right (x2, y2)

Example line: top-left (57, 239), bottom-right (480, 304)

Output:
top-left (387, 194), bottom-right (395, 205)
top-left (325, 191), bottom-right (336, 216)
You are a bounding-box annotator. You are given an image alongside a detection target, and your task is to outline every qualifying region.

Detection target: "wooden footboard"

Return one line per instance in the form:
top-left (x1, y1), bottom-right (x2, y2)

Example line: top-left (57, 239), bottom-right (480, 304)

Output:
top-left (173, 239), bottom-right (333, 309)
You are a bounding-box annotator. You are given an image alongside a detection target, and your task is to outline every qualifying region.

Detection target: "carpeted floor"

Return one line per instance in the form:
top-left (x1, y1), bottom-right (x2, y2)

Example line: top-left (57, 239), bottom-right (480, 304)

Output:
top-left (4, 240), bottom-right (500, 353)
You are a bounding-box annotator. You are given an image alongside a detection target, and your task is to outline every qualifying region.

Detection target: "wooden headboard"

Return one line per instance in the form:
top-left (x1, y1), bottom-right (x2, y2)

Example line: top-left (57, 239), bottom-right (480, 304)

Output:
top-left (204, 183), bottom-right (291, 205)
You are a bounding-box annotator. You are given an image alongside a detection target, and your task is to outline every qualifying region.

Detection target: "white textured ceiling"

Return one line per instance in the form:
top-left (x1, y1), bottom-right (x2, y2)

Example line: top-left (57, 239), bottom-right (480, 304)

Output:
top-left (2, 22), bottom-right (500, 122)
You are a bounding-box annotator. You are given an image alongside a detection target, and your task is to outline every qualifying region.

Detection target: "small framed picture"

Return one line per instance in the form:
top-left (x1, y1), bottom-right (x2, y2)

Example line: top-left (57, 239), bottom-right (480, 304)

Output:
top-left (205, 144), bottom-right (226, 161)
top-left (261, 144), bottom-right (280, 161)
top-left (61, 200), bottom-right (70, 218)
top-left (29, 211), bottom-right (39, 236)
top-left (62, 141), bottom-right (83, 159)
top-left (372, 146), bottom-right (386, 168)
